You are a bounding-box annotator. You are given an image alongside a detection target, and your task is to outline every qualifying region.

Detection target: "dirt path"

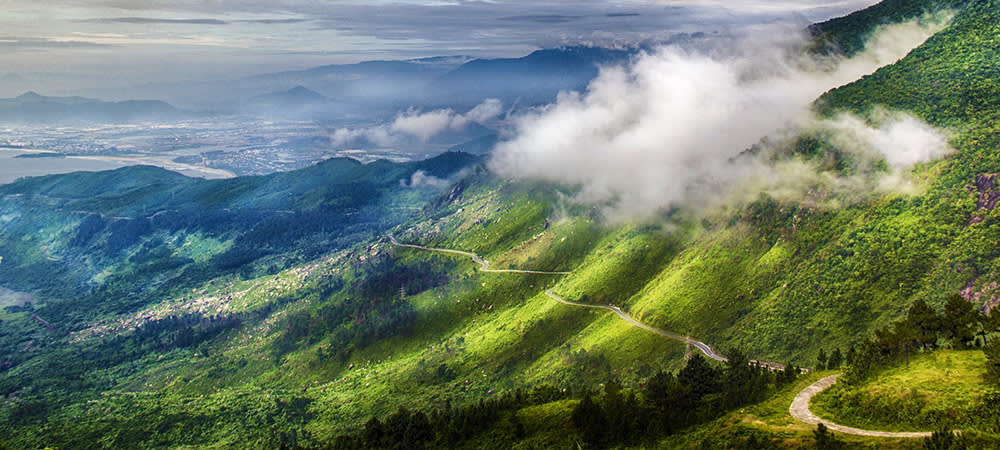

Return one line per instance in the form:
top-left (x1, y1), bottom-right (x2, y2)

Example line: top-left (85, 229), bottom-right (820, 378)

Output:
top-left (790, 374), bottom-right (932, 438)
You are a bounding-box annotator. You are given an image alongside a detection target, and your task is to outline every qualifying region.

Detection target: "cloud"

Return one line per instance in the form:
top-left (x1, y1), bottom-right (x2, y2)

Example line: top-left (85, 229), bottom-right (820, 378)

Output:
top-left (235, 18), bottom-right (309, 24)
top-left (60, 0), bottom-right (878, 54)
top-left (0, 37), bottom-right (111, 49)
top-left (465, 98), bottom-right (504, 123)
top-left (332, 99), bottom-right (503, 147)
top-left (400, 170), bottom-right (453, 190)
top-left (391, 108), bottom-right (467, 142)
top-left (498, 15), bottom-right (583, 24)
top-left (823, 111), bottom-right (951, 170)
top-left (489, 17), bottom-right (952, 221)
top-left (90, 17), bottom-right (229, 25)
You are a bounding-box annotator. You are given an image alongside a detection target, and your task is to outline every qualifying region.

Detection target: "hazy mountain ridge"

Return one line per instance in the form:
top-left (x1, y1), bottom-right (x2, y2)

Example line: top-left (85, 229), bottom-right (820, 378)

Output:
top-left (0, 91), bottom-right (191, 123)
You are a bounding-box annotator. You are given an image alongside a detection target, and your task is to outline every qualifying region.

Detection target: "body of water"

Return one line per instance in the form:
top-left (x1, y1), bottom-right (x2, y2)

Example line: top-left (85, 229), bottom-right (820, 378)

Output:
top-left (0, 149), bottom-right (234, 185)
top-left (0, 150), bottom-right (128, 185)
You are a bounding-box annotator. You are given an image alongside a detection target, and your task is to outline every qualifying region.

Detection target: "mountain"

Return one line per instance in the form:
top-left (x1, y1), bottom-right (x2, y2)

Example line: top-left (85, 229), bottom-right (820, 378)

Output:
top-left (809, 0), bottom-right (969, 55)
top-left (444, 134), bottom-right (499, 155)
top-left (242, 86), bottom-right (344, 119)
top-left (0, 91), bottom-right (191, 123)
top-left (105, 57), bottom-right (472, 113)
top-left (3, 0), bottom-right (1000, 448)
top-left (428, 46), bottom-right (634, 104)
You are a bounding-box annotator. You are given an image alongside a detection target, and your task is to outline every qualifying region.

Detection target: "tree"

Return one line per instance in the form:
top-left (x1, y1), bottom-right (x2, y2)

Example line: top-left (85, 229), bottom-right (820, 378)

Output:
top-left (904, 299), bottom-right (942, 351)
top-left (362, 416), bottom-right (385, 449)
top-left (643, 370), bottom-right (681, 434)
top-left (814, 423), bottom-right (841, 449)
top-left (403, 411), bottom-right (433, 449)
top-left (845, 346), bottom-right (857, 367)
top-left (677, 354), bottom-right (721, 401)
top-left (571, 390), bottom-right (608, 446)
top-left (816, 348), bottom-right (828, 371)
top-left (723, 348), bottom-right (759, 407)
top-left (923, 429), bottom-right (966, 450)
top-left (827, 348), bottom-right (843, 369)
top-left (942, 295), bottom-right (979, 349)
top-left (984, 338), bottom-right (1000, 385)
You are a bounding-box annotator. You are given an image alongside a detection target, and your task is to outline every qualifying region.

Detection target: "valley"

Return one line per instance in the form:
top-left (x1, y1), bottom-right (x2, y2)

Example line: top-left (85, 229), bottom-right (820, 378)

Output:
top-left (1, 0), bottom-right (1000, 448)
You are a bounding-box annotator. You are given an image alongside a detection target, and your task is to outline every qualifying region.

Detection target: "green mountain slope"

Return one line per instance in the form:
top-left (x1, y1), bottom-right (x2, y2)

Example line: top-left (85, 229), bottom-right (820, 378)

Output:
top-left (3, 0), bottom-right (1000, 448)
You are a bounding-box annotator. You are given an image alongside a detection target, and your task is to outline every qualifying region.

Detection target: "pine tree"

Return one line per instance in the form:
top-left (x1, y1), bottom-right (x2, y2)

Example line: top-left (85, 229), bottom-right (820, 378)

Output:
top-left (814, 423), bottom-right (841, 449)
top-left (904, 299), bottom-right (942, 351)
top-left (984, 338), bottom-right (1000, 385)
top-left (571, 390), bottom-right (608, 446)
top-left (827, 348), bottom-right (843, 369)
top-left (816, 348), bottom-right (828, 371)
top-left (942, 294), bottom-right (979, 349)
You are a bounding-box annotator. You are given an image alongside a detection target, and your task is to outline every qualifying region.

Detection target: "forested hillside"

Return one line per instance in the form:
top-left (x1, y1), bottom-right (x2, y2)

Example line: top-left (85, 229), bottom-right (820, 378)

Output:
top-left (3, 0), bottom-right (1000, 448)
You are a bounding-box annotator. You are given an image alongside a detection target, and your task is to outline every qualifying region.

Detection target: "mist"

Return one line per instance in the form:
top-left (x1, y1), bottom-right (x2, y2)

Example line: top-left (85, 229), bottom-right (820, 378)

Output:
top-left (331, 99), bottom-right (503, 148)
top-left (489, 17), bottom-right (953, 221)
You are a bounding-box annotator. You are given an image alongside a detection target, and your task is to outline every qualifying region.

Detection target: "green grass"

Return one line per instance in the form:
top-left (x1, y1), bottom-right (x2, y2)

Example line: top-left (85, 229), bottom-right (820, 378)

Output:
top-left (812, 350), bottom-right (993, 432)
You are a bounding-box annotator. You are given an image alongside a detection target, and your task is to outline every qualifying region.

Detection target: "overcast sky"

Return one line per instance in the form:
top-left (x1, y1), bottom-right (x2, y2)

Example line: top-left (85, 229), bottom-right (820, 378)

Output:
top-left (0, 0), bottom-right (878, 88)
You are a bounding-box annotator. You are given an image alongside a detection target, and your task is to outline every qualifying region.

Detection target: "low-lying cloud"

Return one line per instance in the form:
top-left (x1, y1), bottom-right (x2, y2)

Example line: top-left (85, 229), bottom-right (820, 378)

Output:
top-left (331, 98), bottom-right (503, 148)
top-left (490, 17), bottom-right (953, 221)
top-left (401, 168), bottom-right (473, 190)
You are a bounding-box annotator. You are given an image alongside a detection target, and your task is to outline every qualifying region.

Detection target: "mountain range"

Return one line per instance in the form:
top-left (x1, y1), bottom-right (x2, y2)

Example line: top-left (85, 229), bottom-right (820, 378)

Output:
top-left (2, 0), bottom-right (1000, 448)
top-left (0, 91), bottom-right (191, 124)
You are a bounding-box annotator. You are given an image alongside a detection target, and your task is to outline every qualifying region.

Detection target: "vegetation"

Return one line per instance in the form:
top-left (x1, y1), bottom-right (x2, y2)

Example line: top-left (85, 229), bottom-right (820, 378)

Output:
top-left (308, 351), bottom-right (802, 449)
top-left (4, 0), bottom-right (1000, 448)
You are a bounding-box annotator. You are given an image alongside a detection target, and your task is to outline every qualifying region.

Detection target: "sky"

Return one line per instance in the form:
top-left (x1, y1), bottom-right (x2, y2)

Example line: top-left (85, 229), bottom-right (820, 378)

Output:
top-left (0, 0), bottom-right (879, 90)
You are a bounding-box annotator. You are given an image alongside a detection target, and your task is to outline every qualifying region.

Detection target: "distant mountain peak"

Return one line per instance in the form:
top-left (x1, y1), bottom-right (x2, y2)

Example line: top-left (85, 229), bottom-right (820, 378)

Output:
top-left (16, 91), bottom-right (45, 101)
top-left (286, 85), bottom-right (323, 97)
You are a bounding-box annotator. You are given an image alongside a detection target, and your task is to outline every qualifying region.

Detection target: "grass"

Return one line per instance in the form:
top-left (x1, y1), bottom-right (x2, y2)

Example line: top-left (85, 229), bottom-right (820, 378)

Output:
top-left (812, 349), bottom-right (993, 432)
top-left (655, 370), bottom-right (929, 449)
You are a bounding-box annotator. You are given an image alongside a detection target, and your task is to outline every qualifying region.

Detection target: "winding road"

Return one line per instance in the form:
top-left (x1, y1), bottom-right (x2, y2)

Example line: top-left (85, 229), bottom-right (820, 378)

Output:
top-left (789, 374), bottom-right (932, 438)
top-left (387, 234), bottom-right (571, 275)
top-left (542, 289), bottom-right (727, 362)
top-left (388, 234), bottom-right (724, 361)
top-left (390, 233), bottom-right (937, 438)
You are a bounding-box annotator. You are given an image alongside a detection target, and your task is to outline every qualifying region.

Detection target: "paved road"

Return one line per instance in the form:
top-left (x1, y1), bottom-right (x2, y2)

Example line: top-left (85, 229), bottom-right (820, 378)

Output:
top-left (387, 234), bottom-right (571, 275)
top-left (544, 289), bottom-right (727, 362)
top-left (789, 374), bottom-right (932, 438)
top-left (387, 234), bottom-right (804, 367)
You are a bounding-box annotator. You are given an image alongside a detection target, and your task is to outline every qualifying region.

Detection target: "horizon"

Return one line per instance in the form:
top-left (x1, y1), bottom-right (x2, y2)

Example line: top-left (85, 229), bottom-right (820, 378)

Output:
top-left (2, 0), bottom-right (878, 99)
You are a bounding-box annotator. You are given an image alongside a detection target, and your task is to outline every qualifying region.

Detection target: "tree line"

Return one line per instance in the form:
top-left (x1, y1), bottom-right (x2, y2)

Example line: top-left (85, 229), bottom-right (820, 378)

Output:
top-left (290, 350), bottom-right (802, 449)
top-left (814, 294), bottom-right (1000, 382)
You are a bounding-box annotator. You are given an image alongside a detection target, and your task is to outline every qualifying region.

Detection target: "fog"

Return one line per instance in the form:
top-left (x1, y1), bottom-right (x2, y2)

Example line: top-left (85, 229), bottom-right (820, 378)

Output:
top-left (331, 99), bottom-right (503, 148)
top-left (490, 17), bottom-right (953, 221)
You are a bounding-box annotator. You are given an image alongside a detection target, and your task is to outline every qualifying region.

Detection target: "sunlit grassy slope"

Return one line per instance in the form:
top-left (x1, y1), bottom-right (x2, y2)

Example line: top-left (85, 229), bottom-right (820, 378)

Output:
top-left (5, 0), bottom-right (1000, 448)
top-left (813, 350), bottom-right (993, 432)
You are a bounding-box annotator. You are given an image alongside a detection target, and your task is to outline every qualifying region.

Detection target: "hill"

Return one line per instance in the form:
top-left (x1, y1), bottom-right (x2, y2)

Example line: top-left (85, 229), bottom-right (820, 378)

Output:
top-left (3, 0), bottom-right (1000, 448)
top-left (0, 92), bottom-right (190, 123)
top-left (427, 46), bottom-right (633, 105)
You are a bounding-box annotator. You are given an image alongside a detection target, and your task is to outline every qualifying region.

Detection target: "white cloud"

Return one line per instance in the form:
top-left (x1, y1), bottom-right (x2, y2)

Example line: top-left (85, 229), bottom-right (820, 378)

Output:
top-left (824, 111), bottom-right (951, 170)
top-left (465, 98), bottom-right (504, 123)
top-left (331, 98), bottom-right (503, 147)
top-left (400, 170), bottom-right (451, 189)
top-left (391, 107), bottom-right (466, 142)
top-left (489, 17), bottom-right (951, 221)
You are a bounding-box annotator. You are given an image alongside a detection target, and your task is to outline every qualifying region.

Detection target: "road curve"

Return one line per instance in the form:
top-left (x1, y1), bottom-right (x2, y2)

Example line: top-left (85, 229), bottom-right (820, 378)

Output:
top-left (790, 374), bottom-right (932, 438)
top-left (387, 234), bottom-right (571, 275)
top-left (544, 289), bottom-right (727, 362)
top-left (387, 234), bottom-right (725, 361)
